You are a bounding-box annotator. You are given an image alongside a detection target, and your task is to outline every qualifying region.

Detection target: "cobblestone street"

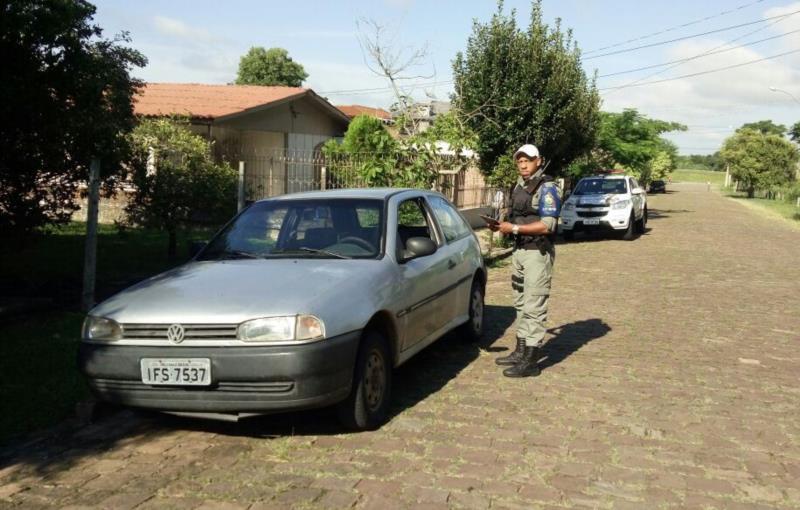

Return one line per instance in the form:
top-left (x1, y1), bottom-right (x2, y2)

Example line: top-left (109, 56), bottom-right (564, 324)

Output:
top-left (1, 183), bottom-right (798, 509)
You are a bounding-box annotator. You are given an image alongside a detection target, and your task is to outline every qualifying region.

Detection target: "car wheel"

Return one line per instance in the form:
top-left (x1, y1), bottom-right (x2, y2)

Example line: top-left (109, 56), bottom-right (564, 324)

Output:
top-left (635, 207), bottom-right (647, 234)
top-left (457, 277), bottom-right (484, 342)
top-left (337, 330), bottom-right (392, 431)
top-left (622, 212), bottom-right (636, 240)
top-left (562, 229), bottom-right (575, 241)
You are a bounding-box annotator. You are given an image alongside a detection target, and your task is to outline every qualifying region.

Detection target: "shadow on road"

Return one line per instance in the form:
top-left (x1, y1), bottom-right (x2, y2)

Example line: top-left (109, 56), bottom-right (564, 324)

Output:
top-left (647, 208), bottom-right (693, 221)
top-left (540, 318), bottom-right (611, 371)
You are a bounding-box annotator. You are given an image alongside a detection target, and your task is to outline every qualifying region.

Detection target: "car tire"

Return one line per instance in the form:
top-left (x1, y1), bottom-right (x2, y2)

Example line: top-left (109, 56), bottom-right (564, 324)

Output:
top-left (635, 207), bottom-right (647, 234)
top-left (337, 330), bottom-right (392, 431)
top-left (562, 229), bottom-right (575, 241)
top-left (457, 277), bottom-right (484, 342)
top-left (622, 212), bottom-right (636, 240)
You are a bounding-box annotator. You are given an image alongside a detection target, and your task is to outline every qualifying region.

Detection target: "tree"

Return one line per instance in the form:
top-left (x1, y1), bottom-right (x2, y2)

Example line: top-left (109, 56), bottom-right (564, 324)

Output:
top-left (126, 118), bottom-right (237, 259)
top-left (720, 128), bottom-right (799, 198)
top-left (235, 47), bottom-right (308, 87)
top-left (452, 0), bottom-right (600, 180)
top-left (586, 109), bottom-right (686, 184)
top-left (737, 120), bottom-right (786, 136)
top-left (790, 121), bottom-right (800, 143)
top-left (0, 0), bottom-right (146, 235)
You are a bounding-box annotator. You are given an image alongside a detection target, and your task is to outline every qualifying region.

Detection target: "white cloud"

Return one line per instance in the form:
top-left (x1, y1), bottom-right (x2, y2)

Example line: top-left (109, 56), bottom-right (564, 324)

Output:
top-left (153, 15), bottom-right (222, 44)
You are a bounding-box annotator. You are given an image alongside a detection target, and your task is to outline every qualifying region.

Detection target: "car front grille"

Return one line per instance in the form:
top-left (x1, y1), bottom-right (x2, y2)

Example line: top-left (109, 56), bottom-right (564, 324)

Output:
top-left (121, 324), bottom-right (238, 341)
top-left (576, 202), bottom-right (607, 208)
top-left (577, 211), bottom-right (607, 218)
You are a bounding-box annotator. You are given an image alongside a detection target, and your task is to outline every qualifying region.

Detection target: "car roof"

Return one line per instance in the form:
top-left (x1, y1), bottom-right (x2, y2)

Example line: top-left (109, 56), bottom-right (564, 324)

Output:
top-left (257, 188), bottom-right (437, 203)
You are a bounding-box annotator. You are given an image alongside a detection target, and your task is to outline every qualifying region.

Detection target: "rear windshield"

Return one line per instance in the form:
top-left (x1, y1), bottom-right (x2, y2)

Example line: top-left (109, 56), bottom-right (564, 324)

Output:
top-left (573, 178), bottom-right (628, 195)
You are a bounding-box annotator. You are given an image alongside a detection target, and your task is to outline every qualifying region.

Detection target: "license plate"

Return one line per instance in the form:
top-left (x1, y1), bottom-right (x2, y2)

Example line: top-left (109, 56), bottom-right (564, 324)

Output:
top-left (140, 358), bottom-right (211, 386)
top-left (583, 219), bottom-right (600, 225)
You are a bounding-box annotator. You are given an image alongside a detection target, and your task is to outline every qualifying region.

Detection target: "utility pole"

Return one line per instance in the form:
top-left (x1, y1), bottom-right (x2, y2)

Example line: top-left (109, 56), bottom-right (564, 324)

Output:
top-left (81, 159), bottom-right (101, 312)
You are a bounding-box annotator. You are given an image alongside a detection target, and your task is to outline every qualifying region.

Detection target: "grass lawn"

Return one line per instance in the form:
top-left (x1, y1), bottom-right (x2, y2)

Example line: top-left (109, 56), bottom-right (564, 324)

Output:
top-left (672, 168), bottom-right (727, 186)
top-left (0, 311), bottom-right (86, 445)
top-left (726, 192), bottom-right (800, 224)
top-left (0, 222), bottom-right (219, 444)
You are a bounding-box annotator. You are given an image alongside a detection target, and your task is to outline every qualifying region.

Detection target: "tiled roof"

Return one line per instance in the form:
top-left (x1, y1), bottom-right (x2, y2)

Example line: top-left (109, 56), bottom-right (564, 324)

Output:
top-left (336, 105), bottom-right (392, 120)
top-left (133, 83), bottom-right (307, 119)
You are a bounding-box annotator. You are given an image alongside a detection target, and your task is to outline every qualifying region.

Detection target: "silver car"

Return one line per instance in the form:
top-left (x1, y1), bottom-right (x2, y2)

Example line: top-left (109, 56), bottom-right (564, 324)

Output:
top-left (79, 189), bottom-right (486, 430)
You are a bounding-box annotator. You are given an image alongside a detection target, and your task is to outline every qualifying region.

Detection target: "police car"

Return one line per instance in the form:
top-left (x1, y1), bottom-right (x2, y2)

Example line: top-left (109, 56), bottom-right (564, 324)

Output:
top-left (560, 173), bottom-right (647, 240)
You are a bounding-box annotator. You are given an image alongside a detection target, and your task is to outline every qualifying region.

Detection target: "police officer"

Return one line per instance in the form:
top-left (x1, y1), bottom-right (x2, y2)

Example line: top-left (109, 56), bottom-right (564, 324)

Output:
top-left (488, 144), bottom-right (560, 378)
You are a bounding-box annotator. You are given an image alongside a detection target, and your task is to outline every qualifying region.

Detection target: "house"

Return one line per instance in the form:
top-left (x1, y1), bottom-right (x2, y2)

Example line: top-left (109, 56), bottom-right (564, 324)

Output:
top-left (407, 101), bottom-right (452, 132)
top-left (135, 83), bottom-right (351, 198)
top-left (136, 83), bottom-right (350, 159)
top-left (336, 105), bottom-right (393, 124)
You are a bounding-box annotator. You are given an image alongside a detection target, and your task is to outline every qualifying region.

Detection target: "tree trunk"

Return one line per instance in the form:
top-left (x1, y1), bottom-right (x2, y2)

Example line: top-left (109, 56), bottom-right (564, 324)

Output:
top-left (747, 186), bottom-right (755, 199)
top-left (168, 229), bottom-right (177, 261)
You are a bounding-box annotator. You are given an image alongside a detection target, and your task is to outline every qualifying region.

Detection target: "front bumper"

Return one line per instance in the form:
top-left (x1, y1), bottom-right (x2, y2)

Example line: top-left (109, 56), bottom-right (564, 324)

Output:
top-left (78, 330), bottom-right (361, 413)
top-left (561, 210), bottom-right (631, 231)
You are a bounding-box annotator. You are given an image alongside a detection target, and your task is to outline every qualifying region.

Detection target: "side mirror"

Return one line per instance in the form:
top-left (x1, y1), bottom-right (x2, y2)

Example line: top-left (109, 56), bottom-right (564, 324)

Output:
top-left (632, 187), bottom-right (644, 195)
top-left (189, 240), bottom-right (208, 258)
top-left (401, 237), bottom-right (437, 262)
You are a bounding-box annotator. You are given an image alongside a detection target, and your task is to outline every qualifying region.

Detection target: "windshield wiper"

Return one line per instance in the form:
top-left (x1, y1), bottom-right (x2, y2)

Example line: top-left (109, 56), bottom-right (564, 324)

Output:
top-left (297, 247), bottom-right (351, 259)
top-left (219, 249), bottom-right (260, 260)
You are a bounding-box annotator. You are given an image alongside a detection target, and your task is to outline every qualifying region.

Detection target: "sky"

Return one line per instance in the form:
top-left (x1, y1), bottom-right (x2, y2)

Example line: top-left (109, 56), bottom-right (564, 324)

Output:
top-left (90, 0), bottom-right (800, 155)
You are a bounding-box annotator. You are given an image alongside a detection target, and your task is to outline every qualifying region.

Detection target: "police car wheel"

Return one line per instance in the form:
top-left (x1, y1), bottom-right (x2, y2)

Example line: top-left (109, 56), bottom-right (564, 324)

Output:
top-left (563, 230), bottom-right (574, 241)
top-left (622, 212), bottom-right (636, 240)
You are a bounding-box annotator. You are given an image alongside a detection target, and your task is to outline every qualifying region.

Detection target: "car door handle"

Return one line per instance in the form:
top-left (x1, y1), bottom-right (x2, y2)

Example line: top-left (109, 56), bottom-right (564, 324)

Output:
top-left (447, 259), bottom-right (457, 269)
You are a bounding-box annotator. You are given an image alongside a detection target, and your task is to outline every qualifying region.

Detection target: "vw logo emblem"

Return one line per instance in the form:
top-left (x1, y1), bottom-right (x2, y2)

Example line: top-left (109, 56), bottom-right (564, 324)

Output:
top-left (167, 324), bottom-right (185, 344)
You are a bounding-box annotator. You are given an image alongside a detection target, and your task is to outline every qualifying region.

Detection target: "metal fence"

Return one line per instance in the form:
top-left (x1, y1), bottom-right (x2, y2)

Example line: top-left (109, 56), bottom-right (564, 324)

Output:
top-left (238, 149), bottom-right (501, 210)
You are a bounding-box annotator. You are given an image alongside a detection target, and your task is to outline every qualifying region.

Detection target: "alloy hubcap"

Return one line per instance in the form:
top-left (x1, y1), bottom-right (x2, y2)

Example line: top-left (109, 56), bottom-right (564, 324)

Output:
top-left (364, 350), bottom-right (385, 412)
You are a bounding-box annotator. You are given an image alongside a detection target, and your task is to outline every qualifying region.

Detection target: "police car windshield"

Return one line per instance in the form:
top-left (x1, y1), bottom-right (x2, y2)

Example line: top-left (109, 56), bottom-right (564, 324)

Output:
top-left (573, 178), bottom-right (627, 195)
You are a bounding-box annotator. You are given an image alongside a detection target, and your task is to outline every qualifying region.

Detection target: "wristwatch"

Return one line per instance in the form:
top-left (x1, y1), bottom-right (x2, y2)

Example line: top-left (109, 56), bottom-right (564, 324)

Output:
top-left (511, 224), bottom-right (520, 235)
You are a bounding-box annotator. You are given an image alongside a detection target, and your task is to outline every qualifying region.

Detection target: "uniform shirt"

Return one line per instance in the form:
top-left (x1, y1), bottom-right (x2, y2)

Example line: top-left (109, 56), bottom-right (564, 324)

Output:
top-left (516, 176), bottom-right (561, 233)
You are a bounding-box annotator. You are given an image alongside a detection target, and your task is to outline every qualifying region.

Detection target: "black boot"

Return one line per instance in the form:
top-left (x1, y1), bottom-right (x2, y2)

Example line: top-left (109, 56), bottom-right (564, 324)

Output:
top-left (503, 346), bottom-right (541, 378)
top-left (495, 336), bottom-right (526, 366)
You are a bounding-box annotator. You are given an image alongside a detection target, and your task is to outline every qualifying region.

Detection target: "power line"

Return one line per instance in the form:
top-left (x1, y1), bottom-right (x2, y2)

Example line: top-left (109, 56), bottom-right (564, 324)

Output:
top-left (319, 79), bottom-right (452, 96)
top-left (597, 28), bottom-right (800, 78)
top-left (602, 12), bottom-right (797, 92)
top-left (584, 0), bottom-right (766, 54)
top-left (599, 48), bottom-right (800, 91)
top-left (584, 9), bottom-right (800, 60)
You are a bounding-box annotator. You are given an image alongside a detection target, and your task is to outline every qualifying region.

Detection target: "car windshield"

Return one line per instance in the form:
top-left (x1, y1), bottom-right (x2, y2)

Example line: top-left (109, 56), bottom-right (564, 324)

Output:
top-left (573, 178), bottom-right (628, 195)
top-left (198, 198), bottom-right (384, 260)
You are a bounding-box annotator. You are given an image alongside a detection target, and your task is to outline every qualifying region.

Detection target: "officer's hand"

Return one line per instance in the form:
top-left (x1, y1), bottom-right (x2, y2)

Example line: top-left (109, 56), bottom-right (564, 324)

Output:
top-left (496, 222), bottom-right (515, 234)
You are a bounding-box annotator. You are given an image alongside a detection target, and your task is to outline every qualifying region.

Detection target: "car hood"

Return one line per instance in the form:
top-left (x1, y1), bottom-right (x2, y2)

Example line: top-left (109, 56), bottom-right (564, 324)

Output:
top-left (576, 194), bottom-right (620, 205)
top-left (91, 258), bottom-right (386, 324)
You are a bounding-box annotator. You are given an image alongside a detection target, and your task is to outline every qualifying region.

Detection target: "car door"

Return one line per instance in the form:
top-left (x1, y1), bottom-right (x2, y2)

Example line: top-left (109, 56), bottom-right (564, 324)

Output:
top-left (393, 197), bottom-right (452, 351)
top-left (425, 195), bottom-right (476, 325)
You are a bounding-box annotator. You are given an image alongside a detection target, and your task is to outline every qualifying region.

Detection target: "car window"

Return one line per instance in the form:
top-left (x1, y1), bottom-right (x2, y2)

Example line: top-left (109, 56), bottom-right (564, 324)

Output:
top-left (198, 199), bottom-right (384, 260)
top-left (397, 198), bottom-right (436, 250)
top-left (629, 178), bottom-right (639, 190)
top-left (428, 196), bottom-right (472, 243)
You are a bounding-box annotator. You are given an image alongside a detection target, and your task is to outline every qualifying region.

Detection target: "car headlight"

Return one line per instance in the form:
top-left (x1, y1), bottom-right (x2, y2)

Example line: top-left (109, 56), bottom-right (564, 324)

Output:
top-left (238, 315), bottom-right (325, 342)
top-left (563, 202), bottom-right (575, 211)
top-left (612, 199), bottom-right (631, 210)
top-left (82, 316), bottom-right (122, 341)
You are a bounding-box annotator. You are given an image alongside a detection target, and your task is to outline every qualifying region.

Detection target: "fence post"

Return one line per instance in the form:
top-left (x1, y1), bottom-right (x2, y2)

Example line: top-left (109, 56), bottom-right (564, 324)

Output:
top-left (81, 158), bottom-right (101, 312)
top-left (238, 161), bottom-right (245, 212)
top-left (320, 166), bottom-right (327, 190)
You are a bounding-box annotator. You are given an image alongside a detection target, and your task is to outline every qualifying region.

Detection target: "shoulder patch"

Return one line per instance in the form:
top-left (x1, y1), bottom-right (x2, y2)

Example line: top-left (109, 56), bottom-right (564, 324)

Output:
top-left (538, 184), bottom-right (561, 218)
